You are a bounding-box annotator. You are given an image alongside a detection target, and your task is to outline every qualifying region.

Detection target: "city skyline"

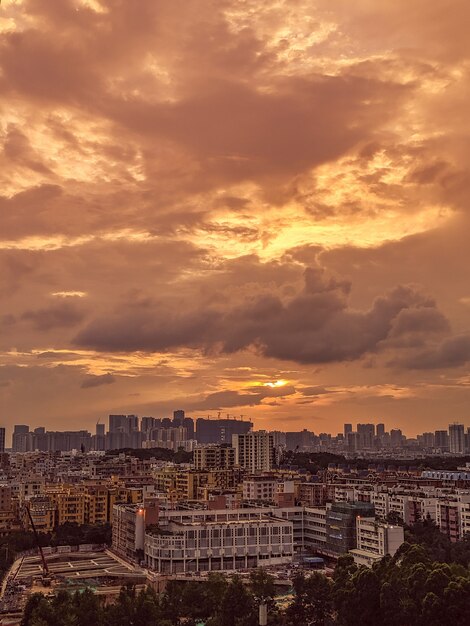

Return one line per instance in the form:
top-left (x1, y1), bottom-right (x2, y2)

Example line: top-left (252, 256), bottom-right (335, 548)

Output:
top-left (2, 1), bottom-right (470, 435)
top-left (2, 414), bottom-right (468, 450)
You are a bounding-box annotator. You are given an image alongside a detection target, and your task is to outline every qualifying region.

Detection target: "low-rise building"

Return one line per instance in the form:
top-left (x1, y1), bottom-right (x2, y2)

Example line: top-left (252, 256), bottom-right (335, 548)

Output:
top-left (145, 516), bottom-right (294, 574)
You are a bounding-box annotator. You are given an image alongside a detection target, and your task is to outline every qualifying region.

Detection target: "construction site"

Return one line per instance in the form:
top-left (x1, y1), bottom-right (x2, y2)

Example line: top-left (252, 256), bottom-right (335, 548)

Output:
top-left (0, 548), bottom-right (147, 624)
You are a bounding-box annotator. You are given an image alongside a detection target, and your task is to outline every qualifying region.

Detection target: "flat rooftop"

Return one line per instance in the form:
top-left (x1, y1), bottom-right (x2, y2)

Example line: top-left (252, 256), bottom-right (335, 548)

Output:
top-left (15, 552), bottom-right (143, 581)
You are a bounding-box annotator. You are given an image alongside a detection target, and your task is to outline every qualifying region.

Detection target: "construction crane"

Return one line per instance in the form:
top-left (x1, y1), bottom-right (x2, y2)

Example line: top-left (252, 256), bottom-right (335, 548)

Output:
top-left (24, 505), bottom-right (51, 586)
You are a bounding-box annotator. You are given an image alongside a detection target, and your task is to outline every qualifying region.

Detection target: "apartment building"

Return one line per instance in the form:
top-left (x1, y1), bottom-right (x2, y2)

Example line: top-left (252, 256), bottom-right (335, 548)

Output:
top-left (194, 444), bottom-right (235, 471)
top-left (242, 476), bottom-right (277, 502)
top-left (437, 495), bottom-right (470, 541)
top-left (350, 517), bottom-right (404, 566)
top-left (232, 431), bottom-right (275, 473)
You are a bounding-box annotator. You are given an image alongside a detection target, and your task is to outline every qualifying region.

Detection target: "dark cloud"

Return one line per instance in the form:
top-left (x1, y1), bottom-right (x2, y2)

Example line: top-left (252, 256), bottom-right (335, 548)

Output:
top-left (81, 373), bottom-right (116, 389)
top-left (189, 384), bottom-right (297, 410)
top-left (391, 335), bottom-right (470, 370)
top-left (22, 301), bottom-right (86, 331)
top-left (75, 264), bottom-right (448, 366)
top-left (300, 386), bottom-right (331, 397)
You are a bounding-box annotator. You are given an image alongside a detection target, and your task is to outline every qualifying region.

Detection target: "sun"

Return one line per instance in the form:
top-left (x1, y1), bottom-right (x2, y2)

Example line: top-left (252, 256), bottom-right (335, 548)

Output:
top-left (264, 380), bottom-right (288, 388)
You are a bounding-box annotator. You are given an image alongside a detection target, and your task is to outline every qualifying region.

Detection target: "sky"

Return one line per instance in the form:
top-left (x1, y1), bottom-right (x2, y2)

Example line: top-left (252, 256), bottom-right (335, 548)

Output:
top-left (1, 0), bottom-right (470, 439)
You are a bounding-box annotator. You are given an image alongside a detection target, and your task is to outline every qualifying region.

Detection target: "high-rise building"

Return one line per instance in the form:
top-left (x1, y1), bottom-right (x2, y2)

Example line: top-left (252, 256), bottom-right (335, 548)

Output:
top-left (390, 429), bottom-right (403, 448)
top-left (344, 424), bottom-right (353, 438)
top-left (421, 432), bottom-right (435, 448)
top-left (109, 415), bottom-right (127, 433)
top-left (173, 410), bottom-right (185, 427)
top-left (183, 417), bottom-right (195, 439)
top-left (12, 425), bottom-right (30, 452)
top-left (232, 430), bottom-right (275, 473)
top-left (357, 424), bottom-right (375, 449)
top-left (126, 415), bottom-right (139, 433)
top-left (0, 427), bottom-right (5, 453)
top-left (449, 423), bottom-right (465, 455)
top-left (141, 417), bottom-right (157, 433)
top-left (434, 430), bottom-right (449, 451)
top-left (376, 424), bottom-right (385, 438)
top-left (196, 418), bottom-right (252, 444)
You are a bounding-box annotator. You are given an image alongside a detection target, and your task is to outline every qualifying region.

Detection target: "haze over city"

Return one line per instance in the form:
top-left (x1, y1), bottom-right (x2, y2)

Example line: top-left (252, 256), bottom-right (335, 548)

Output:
top-left (2, 0), bottom-right (470, 437)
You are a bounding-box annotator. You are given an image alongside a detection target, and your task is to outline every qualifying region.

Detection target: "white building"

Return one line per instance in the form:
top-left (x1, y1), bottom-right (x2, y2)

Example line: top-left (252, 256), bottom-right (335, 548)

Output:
top-left (145, 516), bottom-right (294, 573)
top-left (350, 517), bottom-right (404, 567)
top-left (232, 431), bottom-right (275, 473)
top-left (242, 476), bottom-right (277, 502)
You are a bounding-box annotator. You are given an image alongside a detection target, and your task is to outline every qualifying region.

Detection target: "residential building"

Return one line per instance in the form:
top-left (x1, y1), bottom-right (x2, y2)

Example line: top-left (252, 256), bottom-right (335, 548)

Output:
top-left (449, 423), bottom-right (465, 455)
top-left (232, 431), bottom-right (275, 473)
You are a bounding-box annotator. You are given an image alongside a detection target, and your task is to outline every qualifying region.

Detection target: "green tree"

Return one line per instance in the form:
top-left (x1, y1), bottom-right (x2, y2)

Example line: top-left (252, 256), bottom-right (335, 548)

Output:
top-left (215, 575), bottom-right (256, 626)
top-left (286, 571), bottom-right (333, 626)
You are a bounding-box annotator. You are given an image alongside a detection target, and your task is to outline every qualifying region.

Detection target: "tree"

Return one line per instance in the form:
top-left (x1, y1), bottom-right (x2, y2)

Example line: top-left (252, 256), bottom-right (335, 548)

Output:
top-left (216, 575), bottom-right (256, 626)
top-left (286, 572), bottom-right (333, 626)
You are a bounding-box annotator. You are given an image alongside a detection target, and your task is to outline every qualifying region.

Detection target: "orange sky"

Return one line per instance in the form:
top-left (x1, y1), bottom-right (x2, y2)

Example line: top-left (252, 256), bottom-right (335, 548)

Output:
top-left (1, 0), bottom-right (470, 438)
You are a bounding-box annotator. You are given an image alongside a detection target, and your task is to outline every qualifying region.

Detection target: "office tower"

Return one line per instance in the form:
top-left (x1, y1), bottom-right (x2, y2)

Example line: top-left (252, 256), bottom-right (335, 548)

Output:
top-left (232, 430), bottom-right (275, 473)
top-left (357, 424), bottom-right (375, 449)
top-left (449, 423), bottom-right (465, 454)
top-left (173, 410), bottom-right (185, 427)
top-left (390, 429), bottom-right (403, 448)
top-left (96, 423), bottom-right (105, 437)
top-left (196, 418), bottom-right (253, 444)
top-left (0, 428), bottom-right (5, 453)
top-left (344, 424), bottom-right (353, 438)
top-left (12, 425), bottom-right (30, 452)
top-left (376, 423), bottom-right (385, 438)
top-left (434, 430), bottom-right (449, 451)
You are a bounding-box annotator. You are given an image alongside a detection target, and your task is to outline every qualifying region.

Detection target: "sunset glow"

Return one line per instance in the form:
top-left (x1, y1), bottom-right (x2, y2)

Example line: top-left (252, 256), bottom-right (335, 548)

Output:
top-left (1, 0), bottom-right (470, 437)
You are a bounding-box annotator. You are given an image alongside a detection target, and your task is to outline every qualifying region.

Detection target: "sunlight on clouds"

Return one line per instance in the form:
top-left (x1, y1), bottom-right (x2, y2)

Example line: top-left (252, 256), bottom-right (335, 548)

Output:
top-left (51, 291), bottom-right (87, 298)
top-left (264, 379), bottom-right (288, 388)
top-left (0, 229), bottom-right (154, 251)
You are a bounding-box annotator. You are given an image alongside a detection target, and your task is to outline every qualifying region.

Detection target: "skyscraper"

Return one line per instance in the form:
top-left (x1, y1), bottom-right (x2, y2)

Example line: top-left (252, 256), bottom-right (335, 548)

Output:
top-left (344, 424), bottom-right (353, 438)
top-left (0, 427), bottom-right (5, 453)
top-left (449, 423), bottom-right (465, 454)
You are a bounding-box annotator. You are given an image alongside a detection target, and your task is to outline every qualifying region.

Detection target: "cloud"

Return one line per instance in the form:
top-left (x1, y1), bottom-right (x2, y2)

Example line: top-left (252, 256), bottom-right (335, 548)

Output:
top-left (74, 263), bottom-right (449, 366)
top-left (391, 335), bottom-right (470, 370)
top-left (21, 301), bottom-right (86, 331)
top-left (80, 373), bottom-right (116, 389)
top-left (189, 384), bottom-right (297, 410)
